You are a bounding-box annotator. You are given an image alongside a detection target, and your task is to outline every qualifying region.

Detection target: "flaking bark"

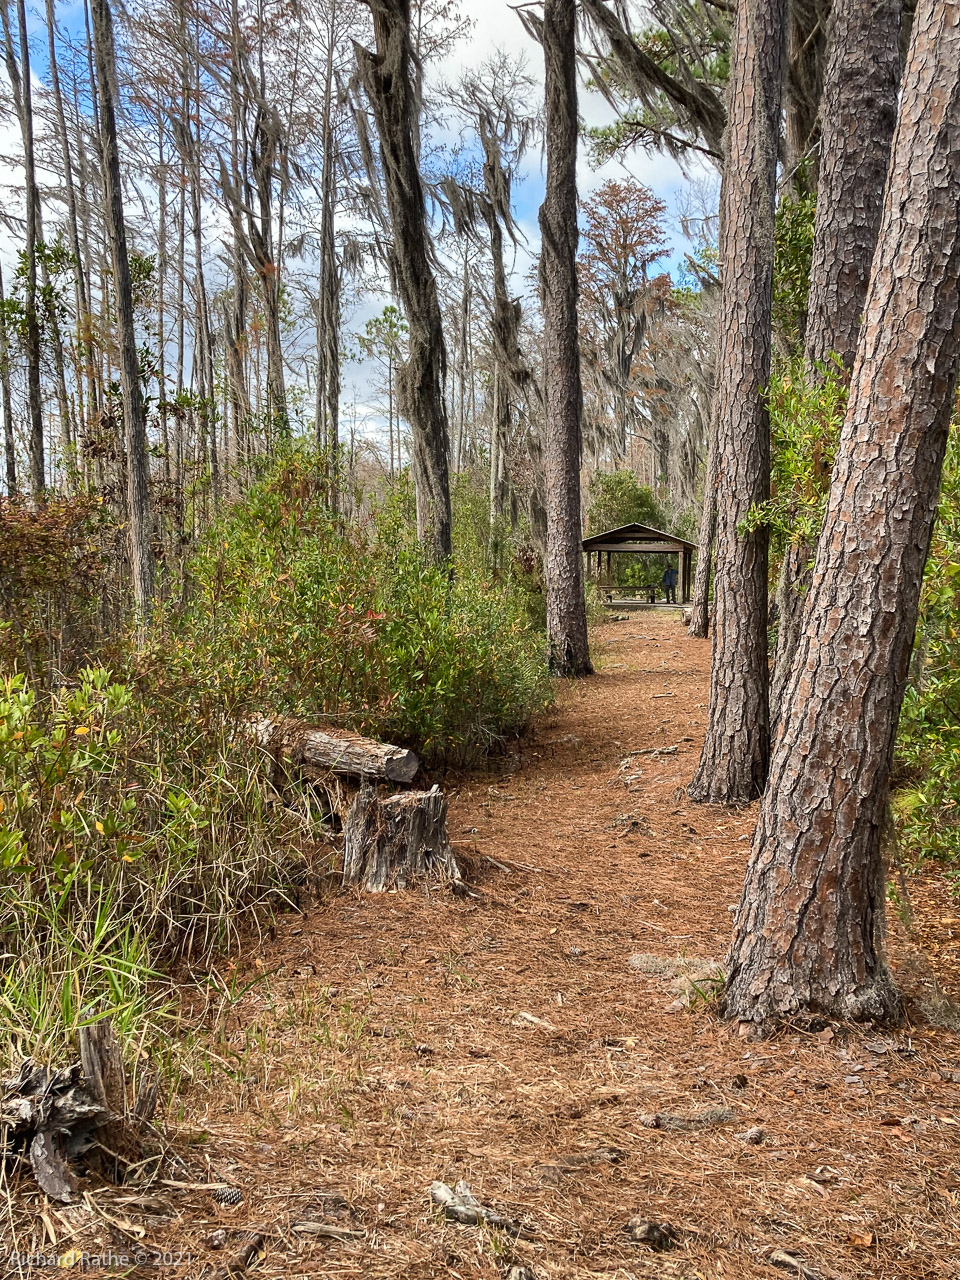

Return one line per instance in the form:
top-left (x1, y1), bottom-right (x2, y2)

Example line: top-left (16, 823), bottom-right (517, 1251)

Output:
top-left (770, 0), bottom-right (903, 726)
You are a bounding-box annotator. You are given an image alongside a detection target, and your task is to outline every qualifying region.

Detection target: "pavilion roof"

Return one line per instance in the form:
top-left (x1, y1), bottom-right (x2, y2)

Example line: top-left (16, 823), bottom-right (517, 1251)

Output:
top-left (581, 522), bottom-right (697, 552)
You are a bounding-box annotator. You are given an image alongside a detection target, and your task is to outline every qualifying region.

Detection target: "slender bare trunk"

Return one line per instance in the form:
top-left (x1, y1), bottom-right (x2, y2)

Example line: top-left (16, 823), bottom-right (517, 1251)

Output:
top-left (688, 419), bottom-right (717, 638)
top-left (356, 0), bottom-right (452, 561)
top-left (2, 0), bottom-right (44, 493)
top-left (0, 260), bottom-right (16, 495)
top-left (91, 0), bottom-right (154, 623)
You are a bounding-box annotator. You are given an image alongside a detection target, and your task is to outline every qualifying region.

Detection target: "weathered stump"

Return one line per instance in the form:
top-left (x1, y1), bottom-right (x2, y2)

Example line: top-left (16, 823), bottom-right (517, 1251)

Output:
top-left (342, 784), bottom-right (461, 891)
top-left (79, 1020), bottom-right (144, 1177)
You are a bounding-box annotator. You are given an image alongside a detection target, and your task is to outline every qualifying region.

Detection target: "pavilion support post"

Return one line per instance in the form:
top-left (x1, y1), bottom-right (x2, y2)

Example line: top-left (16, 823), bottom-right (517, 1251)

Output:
top-left (682, 549), bottom-right (693, 602)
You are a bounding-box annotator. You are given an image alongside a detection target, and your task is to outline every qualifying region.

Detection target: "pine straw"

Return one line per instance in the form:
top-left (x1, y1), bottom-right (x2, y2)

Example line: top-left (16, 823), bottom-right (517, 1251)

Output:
top-left (6, 616), bottom-right (960, 1279)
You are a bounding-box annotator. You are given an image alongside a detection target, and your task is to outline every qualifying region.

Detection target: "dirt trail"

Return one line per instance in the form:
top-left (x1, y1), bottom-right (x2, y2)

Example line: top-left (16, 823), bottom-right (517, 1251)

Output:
top-left (40, 618), bottom-right (960, 1278)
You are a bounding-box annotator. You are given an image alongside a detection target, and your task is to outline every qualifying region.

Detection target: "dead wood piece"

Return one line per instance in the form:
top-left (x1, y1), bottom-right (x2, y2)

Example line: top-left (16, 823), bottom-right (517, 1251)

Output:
top-left (512, 1012), bottom-right (558, 1032)
top-left (343, 784), bottom-right (461, 892)
top-left (768, 1250), bottom-right (821, 1279)
top-left (638, 1106), bottom-right (734, 1131)
top-left (429, 1180), bottom-right (531, 1237)
top-left (2, 1058), bottom-right (113, 1203)
top-left (213, 1231), bottom-right (265, 1279)
top-left (249, 717), bottom-right (419, 783)
top-left (29, 1130), bottom-right (76, 1202)
top-left (625, 1217), bottom-right (679, 1251)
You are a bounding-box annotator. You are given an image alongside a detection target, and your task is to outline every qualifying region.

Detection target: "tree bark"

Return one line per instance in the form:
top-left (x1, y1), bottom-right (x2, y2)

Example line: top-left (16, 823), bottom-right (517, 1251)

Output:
top-left (804, 0), bottom-right (902, 373)
top-left (356, 0), bottom-right (453, 563)
top-left (770, 0), bottom-right (903, 726)
top-left (90, 0), bottom-right (155, 622)
top-left (539, 0), bottom-right (592, 677)
top-left (317, 0), bottom-right (341, 507)
top-left (724, 0), bottom-right (960, 1029)
top-left (0, 260), bottom-right (16, 495)
top-left (688, 0), bottom-right (785, 804)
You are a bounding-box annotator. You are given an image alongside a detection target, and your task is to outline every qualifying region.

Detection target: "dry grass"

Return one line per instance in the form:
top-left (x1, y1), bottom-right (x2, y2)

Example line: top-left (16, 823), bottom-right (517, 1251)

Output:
top-left (5, 616), bottom-right (960, 1279)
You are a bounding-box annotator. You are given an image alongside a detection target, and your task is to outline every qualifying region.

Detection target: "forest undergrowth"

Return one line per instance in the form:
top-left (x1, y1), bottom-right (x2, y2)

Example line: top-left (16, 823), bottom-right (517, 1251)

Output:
top-left (0, 454), bottom-right (552, 1068)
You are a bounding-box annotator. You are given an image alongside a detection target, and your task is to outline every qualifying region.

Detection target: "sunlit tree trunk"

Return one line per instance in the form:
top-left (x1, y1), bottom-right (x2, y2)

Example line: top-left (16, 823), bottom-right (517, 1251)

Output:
top-left (539, 0), bottom-right (591, 676)
top-left (688, 418), bottom-right (716, 638)
top-left (2, 0), bottom-right (44, 493)
top-left (356, 0), bottom-right (453, 562)
top-left (0, 260), bottom-right (16, 495)
top-left (725, 0), bottom-right (960, 1029)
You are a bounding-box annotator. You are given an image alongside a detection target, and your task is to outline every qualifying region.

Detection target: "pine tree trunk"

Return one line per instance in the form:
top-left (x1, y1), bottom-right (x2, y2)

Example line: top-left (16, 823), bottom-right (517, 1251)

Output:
top-left (91, 0), bottom-right (155, 622)
top-left (539, 0), bottom-right (592, 677)
top-left (724, 0), bottom-right (960, 1029)
top-left (356, 0), bottom-right (453, 563)
top-left (688, 0), bottom-right (785, 803)
top-left (804, 0), bottom-right (902, 373)
top-left (317, 0), bottom-right (341, 508)
top-left (45, 0), bottom-right (92, 461)
top-left (770, 0), bottom-right (903, 725)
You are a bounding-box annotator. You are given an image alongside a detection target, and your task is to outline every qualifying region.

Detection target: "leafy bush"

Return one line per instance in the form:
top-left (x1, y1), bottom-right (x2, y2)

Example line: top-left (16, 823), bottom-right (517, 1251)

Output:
top-left (0, 667), bottom-right (312, 1063)
top-left (895, 425), bottom-right (960, 875)
top-left (742, 356), bottom-right (847, 559)
top-left (773, 187), bottom-right (816, 351)
top-left (138, 452), bottom-right (552, 766)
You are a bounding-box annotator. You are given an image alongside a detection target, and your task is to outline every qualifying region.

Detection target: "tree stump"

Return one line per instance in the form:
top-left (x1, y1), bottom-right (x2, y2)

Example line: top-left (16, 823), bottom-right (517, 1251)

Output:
top-left (342, 784), bottom-right (461, 892)
top-left (78, 1020), bottom-right (142, 1177)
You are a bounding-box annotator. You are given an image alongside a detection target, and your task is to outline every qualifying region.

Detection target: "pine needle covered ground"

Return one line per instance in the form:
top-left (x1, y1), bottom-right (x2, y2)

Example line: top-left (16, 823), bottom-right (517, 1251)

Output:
top-left (6, 615), bottom-right (960, 1279)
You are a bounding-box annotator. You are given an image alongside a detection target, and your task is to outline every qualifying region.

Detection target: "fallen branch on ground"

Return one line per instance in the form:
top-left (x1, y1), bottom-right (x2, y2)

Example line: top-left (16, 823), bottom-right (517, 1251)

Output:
top-left (248, 717), bottom-right (419, 783)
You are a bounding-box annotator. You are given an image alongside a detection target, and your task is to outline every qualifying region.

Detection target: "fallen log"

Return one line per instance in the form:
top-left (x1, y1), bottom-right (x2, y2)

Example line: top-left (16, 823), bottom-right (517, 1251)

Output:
top-left (248, 717), bottom-right (419, 784)
top-left (343, 784), bottom-right (461, 891)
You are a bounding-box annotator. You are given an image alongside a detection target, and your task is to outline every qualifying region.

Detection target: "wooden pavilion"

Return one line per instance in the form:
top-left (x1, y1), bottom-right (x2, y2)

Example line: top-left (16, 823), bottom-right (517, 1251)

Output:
top-left (582, 522), bottom-right (697, 603)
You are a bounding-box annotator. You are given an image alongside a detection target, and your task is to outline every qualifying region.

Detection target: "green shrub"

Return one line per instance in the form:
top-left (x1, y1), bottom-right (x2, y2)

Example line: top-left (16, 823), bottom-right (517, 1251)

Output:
top-left (138, 452), bottom-right (552, 766)
top-left (895, 424), bottom-right (960, 875)
top-left (586, 470), bottom-right (670, 536)
top-left (742, 356), bottom-right (847, 559)
top-left (0, 667), bottom-right (312, 1063)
